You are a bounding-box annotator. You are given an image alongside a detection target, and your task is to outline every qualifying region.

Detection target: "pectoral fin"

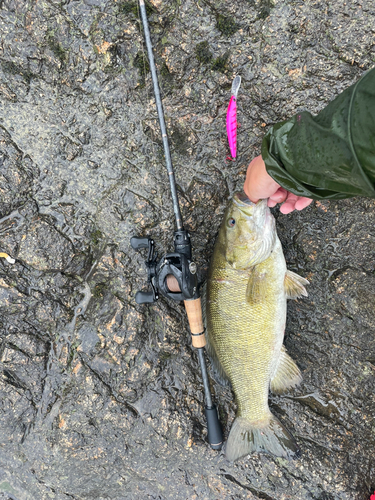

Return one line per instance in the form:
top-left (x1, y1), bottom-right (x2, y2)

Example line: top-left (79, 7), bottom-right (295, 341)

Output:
top-left (246, 267), bottom-right (267, 304)
top-left (284, 270), bottom-right (309, 299)
top-left (270, 346), bottom-right (302, 394)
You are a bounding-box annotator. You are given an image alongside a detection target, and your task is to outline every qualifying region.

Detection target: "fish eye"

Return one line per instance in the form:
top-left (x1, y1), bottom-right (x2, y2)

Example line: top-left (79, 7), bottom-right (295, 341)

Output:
top-left (228, 218), bottom-right (236, 227)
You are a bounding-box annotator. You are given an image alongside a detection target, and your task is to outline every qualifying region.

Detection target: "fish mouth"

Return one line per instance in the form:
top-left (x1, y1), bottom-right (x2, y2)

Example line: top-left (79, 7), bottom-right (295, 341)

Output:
top-left (234, 191), bottom-right (255, 207)
top-left (233, 192), bottom-right (267, 211)
top-left (235, 191), bottom-right (254, 206)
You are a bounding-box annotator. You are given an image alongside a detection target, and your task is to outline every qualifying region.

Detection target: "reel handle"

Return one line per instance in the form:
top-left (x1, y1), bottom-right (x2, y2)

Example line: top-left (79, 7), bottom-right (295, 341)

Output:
top-left (135, 291), bottom-right (156, 304)
top-left (131, 236), bottom-right (150, 250)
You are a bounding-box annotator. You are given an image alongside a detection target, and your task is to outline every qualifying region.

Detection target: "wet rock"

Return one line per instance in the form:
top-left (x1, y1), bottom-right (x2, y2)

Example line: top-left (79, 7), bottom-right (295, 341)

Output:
top-left (0, 128), bottom-right (37, 219)
top-left (17, 218), bottom-right (74, 271)
top-left (0, 0), bottom-right (374, 499)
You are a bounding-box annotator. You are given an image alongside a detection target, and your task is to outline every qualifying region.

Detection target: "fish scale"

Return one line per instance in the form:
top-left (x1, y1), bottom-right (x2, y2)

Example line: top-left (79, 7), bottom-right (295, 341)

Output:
top-left (205, 192), bottom-right (308, 461)
top-left (208, 243), bottom-right (286, 422)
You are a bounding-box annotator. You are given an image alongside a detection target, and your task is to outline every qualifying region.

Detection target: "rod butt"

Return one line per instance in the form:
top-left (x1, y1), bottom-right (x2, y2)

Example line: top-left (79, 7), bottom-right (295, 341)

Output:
top-left (205, 405), bottom-right (223, 450)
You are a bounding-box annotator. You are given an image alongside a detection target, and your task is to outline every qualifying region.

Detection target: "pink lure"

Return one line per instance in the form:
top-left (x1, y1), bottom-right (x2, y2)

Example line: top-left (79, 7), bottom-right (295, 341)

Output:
top-left (226, 76), bottom-right (241, 159)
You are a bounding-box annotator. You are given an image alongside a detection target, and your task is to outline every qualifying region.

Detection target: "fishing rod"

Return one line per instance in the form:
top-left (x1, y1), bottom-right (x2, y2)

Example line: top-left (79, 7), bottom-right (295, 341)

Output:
top-left (131, 0), bottom-right (223, 450)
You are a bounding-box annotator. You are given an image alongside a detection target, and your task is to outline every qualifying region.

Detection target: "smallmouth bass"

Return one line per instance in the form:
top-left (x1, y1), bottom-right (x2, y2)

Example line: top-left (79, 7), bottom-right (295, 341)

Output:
top-left (205, 192), bottom-right (308, 461)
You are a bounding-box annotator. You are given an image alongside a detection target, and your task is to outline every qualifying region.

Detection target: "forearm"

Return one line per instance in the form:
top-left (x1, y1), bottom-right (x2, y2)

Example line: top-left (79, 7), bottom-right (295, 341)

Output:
top-left (262, 68), bottom-right (375, 200)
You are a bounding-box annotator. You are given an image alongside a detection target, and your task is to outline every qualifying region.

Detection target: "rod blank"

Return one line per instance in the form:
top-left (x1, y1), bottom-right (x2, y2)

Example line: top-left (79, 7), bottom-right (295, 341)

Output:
top-left (138, 0), bottom-right (183, 231)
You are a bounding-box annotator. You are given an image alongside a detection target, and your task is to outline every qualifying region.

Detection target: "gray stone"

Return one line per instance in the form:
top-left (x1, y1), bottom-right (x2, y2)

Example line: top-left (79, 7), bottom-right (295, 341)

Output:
top-left (0, 1), bottom-right (374, 499)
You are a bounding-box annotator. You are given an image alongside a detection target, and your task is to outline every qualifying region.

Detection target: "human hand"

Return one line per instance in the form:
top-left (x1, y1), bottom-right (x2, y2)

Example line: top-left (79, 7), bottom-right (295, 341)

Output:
top-left (243, 155), bottom-right (313, 214)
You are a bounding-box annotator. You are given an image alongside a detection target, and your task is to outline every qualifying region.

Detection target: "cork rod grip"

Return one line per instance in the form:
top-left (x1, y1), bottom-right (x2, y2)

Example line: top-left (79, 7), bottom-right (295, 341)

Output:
top-left (184, 298), bottom-right (206, 348)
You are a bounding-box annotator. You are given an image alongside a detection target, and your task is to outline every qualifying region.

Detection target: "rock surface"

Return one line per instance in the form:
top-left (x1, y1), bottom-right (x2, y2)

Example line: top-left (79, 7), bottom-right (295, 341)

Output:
top-left (0, 0), bottom-right (374, 499)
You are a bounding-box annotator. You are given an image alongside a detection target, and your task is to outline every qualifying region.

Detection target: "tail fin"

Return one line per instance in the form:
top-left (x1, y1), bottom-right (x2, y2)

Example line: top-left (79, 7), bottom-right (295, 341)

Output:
top-left (225, 415), bottom-right (299, 462)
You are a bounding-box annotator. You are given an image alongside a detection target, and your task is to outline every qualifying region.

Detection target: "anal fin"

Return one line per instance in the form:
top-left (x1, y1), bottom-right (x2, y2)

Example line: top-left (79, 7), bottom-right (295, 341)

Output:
top-left (270, 346), bottom-right (302, 394)
top-left (284, 270), bottom-right (309, 299)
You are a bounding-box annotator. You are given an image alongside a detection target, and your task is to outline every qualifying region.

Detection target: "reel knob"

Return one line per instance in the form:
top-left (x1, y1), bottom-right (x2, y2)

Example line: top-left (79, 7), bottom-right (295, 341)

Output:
top-left (135, 291), bottom-right (157, 304)
top-left (131, 236), bottom-right (151, 250)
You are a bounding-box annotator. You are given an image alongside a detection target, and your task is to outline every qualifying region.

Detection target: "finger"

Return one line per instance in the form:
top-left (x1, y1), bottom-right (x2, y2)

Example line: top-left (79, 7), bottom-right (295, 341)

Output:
top-left (280, 193), bottom-right (299, 214)
top-left (294, 197), bottom-right (313, 211)
top-left (268, 187), bottom-right (288, 204)
top-left (267, 198), bottom-right (278, 207)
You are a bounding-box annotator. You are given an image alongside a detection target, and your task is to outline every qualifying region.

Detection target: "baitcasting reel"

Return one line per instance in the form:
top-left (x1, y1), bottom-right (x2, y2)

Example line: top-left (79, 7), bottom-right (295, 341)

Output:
top-left (131, 229), bottom-right (199, 304)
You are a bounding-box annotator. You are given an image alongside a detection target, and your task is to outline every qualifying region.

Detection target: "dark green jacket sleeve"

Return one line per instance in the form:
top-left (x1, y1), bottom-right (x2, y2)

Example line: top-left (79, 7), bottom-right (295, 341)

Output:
top-left (262, 67), bottom-right (375, 200)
